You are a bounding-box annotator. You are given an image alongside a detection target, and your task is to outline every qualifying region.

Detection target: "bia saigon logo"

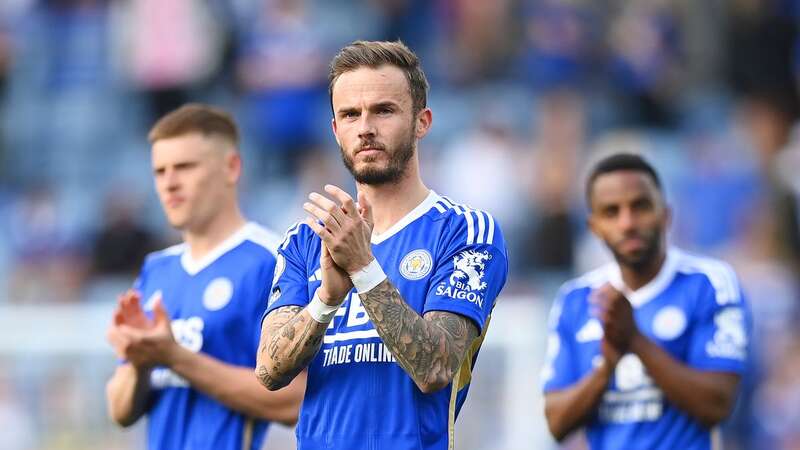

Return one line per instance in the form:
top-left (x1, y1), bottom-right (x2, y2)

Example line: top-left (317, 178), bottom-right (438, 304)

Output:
top-left (435, 249), bottom-right (491, 307)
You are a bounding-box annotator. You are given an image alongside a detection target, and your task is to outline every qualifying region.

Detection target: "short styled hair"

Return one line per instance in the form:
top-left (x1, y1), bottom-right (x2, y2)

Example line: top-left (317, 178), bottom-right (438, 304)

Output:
top-left (328, 40), bottom-right (429, 114)
top-left (148, 103), bottom-right (240, 147)
top-left (585, 153), bottom-right (662, 206)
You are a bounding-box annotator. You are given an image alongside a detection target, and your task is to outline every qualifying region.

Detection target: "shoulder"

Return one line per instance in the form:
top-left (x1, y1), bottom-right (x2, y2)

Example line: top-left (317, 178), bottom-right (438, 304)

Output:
top-left (275, 221), bottom-right (321, 258)
top-left (433, 193), bottom-right (504, 249)
top-left (549, 264), bottom-right (612, 325)
top-left (672, 249), bottom-right (743, 306)
top-left (559, 264), bottom-right (612, 298)
top-left (241, 222), bottom-right (283, 258)
top-left (142, 243), bottom-right (186, 270)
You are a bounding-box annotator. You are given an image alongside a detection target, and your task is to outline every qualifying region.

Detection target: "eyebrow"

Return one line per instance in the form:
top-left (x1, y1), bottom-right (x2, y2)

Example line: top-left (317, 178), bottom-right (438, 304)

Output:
top-left (336, 100), bottom-right (402, 115)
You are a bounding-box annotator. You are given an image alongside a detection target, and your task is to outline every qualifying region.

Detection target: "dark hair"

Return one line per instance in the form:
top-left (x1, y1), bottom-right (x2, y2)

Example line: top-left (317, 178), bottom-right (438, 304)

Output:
top-left (328, 40), bottom-right (429, 114)
top-left (148, 103), bottom-right (239, 147)
top-left (585, 153), bottom-right (662, 206)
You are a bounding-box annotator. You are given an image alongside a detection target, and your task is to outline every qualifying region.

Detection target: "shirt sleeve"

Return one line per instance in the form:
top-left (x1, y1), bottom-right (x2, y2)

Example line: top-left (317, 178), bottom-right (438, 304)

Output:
top-left (542, 287), bottom-right (580, 393)
top-left (262, 224), bottom-right (317, 322)
top-left (248, 255), bottom-right (278, 359)
top-left (686, 274), bottom-right (752, 374)
top-left (422, 210), bottom-right (508, 333)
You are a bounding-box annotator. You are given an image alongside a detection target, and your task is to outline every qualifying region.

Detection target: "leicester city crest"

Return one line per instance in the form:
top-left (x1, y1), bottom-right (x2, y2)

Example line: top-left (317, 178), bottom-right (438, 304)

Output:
top-left (399, 249), bottom-right (433, 280)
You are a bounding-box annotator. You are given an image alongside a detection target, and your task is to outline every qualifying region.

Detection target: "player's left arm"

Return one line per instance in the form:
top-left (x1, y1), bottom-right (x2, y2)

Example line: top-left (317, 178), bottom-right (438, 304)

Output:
top-left (626, 334), bottom-right (740, 428)
top-left (598, 281), bottom-right (750, 428)
top-left (115, 299), bottom-right (305, 425)
top-left (167, 345), bottom-right (306, 425)
top-left (359, 280), bottom-right (479, 393)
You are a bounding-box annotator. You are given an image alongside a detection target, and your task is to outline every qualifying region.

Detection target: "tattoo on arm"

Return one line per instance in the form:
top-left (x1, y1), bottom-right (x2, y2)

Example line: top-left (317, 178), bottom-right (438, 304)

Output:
top-left (256, 305), bottom-right (328, 390)
top-left (358, 279), bottom-right (479, 391)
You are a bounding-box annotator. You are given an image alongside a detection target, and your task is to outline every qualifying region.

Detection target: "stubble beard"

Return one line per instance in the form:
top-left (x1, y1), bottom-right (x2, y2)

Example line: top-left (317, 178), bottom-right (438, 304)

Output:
top-left (340, 127), bottom-right (416, 186)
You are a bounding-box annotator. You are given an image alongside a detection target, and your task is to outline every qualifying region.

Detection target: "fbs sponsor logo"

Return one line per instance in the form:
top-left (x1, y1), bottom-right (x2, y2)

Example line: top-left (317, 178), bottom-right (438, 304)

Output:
top-left (151, 316), bottom-right (204, 389)
top-left (435, 249), bottom-right (492, 307)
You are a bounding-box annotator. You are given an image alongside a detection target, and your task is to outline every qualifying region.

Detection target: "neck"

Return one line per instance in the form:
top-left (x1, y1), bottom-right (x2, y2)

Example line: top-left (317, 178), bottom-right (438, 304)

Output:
top-left (183, 201), bottom-right (247, 261)
top-left (619, 247), bottom-right (667, 291)
top-left (358, 161), bottom-right (429, 235)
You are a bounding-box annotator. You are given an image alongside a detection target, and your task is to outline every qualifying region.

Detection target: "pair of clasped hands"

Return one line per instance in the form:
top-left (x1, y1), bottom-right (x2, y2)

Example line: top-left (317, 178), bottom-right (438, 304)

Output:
top-left (302, 185), bottom-right (377, 305)
top-left (590, 284), bottom-right (643, 367)
top-left (107, 290), bottom-right (177, 369)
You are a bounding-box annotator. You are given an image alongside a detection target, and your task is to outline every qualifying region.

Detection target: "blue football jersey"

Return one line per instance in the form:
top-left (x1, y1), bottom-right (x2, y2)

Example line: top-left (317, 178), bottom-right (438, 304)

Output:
top-left (265, 191), bottom-right (508, 450)
top-left (133, 222), bottom-right (282, 450)
top-left (542, 248), bottom-right (752, 450)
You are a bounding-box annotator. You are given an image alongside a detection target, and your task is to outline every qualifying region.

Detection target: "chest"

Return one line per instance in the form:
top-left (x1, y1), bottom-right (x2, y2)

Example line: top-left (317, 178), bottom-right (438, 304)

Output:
top-left (310, 230), bottom-right (442, 340)
top-left (140, 267), bottom-right (252, 350)
top-left (571, 294), bottom-right (696, 371)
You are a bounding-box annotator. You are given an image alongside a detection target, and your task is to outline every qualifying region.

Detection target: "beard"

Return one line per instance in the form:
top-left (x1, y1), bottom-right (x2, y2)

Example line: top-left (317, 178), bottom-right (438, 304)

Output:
top-left (609, 226), bottom-right (663, 270)
top-left (340, 127), bottom-right (416, 185)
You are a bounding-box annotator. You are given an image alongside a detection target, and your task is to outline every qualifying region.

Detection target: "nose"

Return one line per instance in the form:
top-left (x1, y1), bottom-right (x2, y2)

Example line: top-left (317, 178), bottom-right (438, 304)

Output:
top-left (163, 168), bottom-right (180, 192)
top-left (617, 207), bottom-right (638, 233)
top-left (357, 113), bottom-right (377, 141)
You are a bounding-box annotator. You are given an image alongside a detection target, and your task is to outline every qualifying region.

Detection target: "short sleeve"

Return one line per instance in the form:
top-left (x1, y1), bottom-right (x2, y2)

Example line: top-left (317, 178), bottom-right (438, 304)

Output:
top-left (262, 224), bottom-right (316, 322)
top-left (247, 256), bottom-right (277, 358)
top-left (686, 277), bottom-right (751, 374)
top-left (542, 287), bottom-right (581, 393)
top-left (422, 211), bottom-right (508, 332)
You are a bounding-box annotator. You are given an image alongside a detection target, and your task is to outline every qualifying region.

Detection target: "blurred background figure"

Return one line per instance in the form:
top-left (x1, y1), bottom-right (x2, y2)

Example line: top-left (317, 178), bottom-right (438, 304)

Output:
top-left (1, 0), bottom-right (799, 449)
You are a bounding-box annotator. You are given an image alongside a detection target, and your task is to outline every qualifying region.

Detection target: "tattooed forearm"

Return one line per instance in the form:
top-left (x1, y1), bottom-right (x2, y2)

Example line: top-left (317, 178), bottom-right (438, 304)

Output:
top-left (358, 279), bottom-right (479, 393)
top-left (255, 305), bottom-right (328, 390)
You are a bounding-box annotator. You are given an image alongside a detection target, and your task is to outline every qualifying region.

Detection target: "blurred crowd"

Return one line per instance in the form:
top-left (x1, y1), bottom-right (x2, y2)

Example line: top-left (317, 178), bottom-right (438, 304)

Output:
top-left (1, 0), bottom-right (800, 449)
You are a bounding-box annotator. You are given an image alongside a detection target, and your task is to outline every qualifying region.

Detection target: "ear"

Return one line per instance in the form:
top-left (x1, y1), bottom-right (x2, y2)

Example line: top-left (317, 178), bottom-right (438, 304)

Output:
top-left (225, 150), bottom-right (242, 185)
top-left (415, 108), bottom-right (432, 139)
top-left (587, 213), bottom-right (601, 239)
top-left (664, 204), bottom-right (673, 228)
top-left (331, 117), bottom-right (340, 147)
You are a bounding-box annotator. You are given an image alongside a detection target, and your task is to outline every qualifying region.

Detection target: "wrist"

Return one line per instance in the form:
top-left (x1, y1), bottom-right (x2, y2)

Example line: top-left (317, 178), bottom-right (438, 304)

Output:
top-left (317, 288), bottom-right (346, 307)
top-left (161, 340), bottom-right (185, 368)
top-left (349, 258), bottom-right (387, 293)
top-left (307, 288), bottom-right (344, 323)
top-left (629, 331), bottom-right (648, 355)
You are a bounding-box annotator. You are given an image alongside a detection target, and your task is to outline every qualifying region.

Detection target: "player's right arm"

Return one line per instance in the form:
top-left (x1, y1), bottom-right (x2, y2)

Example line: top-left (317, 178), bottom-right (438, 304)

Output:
top-left (542, 287), bottom-right (618, 441)
top-left (256, 228), bottom-right (351, 391)
top-left (105, 364), bottom-right (152, 427)
top-left (105, 290), bottom-right (152, 426)
top-left (544, 342), bottom-right (619, 441)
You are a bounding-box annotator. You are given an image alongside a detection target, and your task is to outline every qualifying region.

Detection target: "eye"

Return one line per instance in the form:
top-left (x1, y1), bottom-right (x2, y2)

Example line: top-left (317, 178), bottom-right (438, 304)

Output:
top-left (601, 206), bottom-right (618, 218)
top-left (631, 198), bottom-right (653, 212)
top-left (341, 111), bottom-right (359, 119)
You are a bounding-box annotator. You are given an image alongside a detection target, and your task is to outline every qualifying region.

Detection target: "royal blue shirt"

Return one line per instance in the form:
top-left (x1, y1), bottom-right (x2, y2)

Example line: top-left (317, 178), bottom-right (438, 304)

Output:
top-left (542, 248), bottom-right (752, 450)
top-left (265, 191), bottom-right (509, 450)
top-left (134, 223), bottom-right (281, 450)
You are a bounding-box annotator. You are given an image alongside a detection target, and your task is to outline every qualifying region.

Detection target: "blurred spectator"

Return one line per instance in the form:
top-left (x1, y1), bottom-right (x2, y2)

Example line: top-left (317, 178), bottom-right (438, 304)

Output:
top-left (88, 189), bottom-right (160, 278)
top-left (726, 0), bottom-right (799, 116)
top-left (433, 106), bottom-right (524, 233)
top-left (752, 336), bottom-right (800, 450)
top-left (369, 0), bottom-right (437, 55)
top-left (435, 0), bottom-right (520, 84)
top-left (111, 0), bottom-right (225, 122)
top-left (516, 90), bottom-right (585, 284)
top-left (607, 0), bottom-right (683, 127)
top-left (518, 0), bottom-right (596, 90)
top-left (235, 0), bottom-right (327, 177)
top-left (671, 126), bottom-right (762, 251)
top-left (7, 185), bottom-right (85, 303)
